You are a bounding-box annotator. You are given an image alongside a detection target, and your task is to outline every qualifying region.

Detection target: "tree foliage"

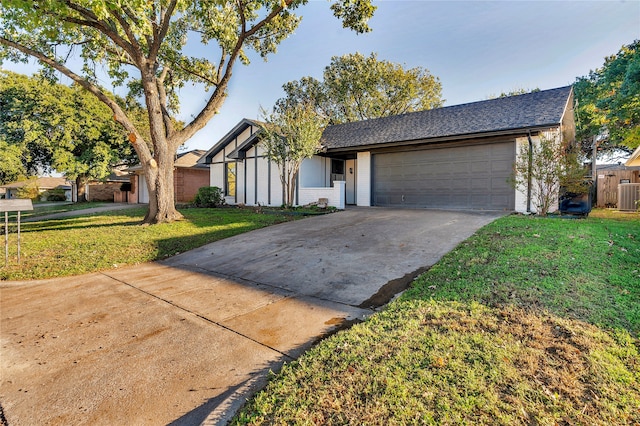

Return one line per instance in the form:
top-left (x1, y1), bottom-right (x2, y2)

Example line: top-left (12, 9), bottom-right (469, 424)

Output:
top-left (260, 103), bottom-right (328, 207)
top-left (276, 52), bottom-right (443, 125)
top-left (512, 133), bottom-right (587, 216)
top-left (0, 139), bottom-right (26, 184)
top-left (487, 87), bottom-right (540, 99)
top-left (574, 40), bottom-right (640, 153)
top-left (0, 0), bottom-right (375, 223)
top-left (0, 71), bottom-right (137, 198)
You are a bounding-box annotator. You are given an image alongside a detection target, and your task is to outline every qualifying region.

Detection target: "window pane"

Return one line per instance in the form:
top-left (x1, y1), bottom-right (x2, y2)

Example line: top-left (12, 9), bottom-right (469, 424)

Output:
top-left (226, 162), bottom-right (236, 196)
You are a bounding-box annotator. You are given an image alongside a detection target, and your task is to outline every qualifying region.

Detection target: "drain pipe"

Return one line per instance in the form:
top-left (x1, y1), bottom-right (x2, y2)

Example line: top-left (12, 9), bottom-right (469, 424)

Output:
top-left (526, 131), bottom-right (533, 213)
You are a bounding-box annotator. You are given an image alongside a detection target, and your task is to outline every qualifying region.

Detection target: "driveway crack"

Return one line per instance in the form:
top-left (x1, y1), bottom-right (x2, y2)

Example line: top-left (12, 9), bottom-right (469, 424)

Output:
top-left (100, 271), bottom-right (295, 361)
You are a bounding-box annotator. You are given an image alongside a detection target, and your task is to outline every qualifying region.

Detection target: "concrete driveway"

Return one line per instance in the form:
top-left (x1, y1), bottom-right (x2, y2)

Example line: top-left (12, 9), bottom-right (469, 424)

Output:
top-left (0, 208), bottom-right (503, 425)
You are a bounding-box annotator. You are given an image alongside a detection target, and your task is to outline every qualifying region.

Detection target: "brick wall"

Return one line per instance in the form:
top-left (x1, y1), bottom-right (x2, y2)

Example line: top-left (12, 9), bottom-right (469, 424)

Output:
top-left (174, 168), bottom-right (209, 203)
top-left (88, 182), bottom-right (124, 202)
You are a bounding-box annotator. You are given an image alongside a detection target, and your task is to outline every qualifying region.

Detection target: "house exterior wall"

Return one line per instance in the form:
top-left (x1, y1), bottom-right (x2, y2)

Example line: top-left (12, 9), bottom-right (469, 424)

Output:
top-left (514, 130), bottom-right (565, 214)
top-left (87, 182), bottom-right (122, 202)
top-left (356, 151), bottom-right (371, 207)
top-left (208, 143), bottom-right (344, 208)
top-left (174, 168), bottom-right (209, 203)
top-left (299, 181), bottom-right (345, 209)
top-left (269, 160), bottom-right (283, 206)
top-left (139, 174), bottom-right (149, 203)
top-left (210, 163), bottom-right (225, 189)
top-left (300, 156), bottom-right (329, 188)
top-left (237, 160), bottom-right (246, 204)
top-left (514, 136), bottom-right (530, 213)
top-left (127, 175), bottom-right (139, 204)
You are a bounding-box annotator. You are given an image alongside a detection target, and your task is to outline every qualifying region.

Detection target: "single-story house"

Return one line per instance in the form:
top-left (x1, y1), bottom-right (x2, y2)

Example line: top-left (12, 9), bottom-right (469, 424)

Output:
top-left (201, 86), bottom-right (575, 213)
top-left (128, 149), bottom-right (210, 204)
top-left (0, 177), bottom-right (73, 201)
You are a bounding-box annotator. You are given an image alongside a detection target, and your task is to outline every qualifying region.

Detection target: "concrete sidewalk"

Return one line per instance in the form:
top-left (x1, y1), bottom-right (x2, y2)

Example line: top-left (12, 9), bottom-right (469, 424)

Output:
top-left (0, 208), bottom-right (504, 425)
top-left (23, 203), bottom-right (141, 222)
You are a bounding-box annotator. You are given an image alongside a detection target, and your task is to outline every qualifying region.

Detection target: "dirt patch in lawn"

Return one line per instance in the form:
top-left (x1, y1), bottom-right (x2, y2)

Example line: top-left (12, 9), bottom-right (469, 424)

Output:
top-left (234, 301), bottom-right (640, 425)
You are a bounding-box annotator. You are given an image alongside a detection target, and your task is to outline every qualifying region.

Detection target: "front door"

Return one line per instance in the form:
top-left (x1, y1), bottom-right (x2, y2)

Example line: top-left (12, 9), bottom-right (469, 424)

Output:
top-left (345, 159), bottom-right (356, 205)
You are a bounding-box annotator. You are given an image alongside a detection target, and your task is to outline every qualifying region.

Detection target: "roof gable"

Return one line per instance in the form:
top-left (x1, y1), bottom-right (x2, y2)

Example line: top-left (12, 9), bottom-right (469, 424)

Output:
top-left (175, 149), bottom-right (207, 168)
top-left (200, 119), bottom-right (262, 164)
top-left (321, 86), bottom-right (573, 151)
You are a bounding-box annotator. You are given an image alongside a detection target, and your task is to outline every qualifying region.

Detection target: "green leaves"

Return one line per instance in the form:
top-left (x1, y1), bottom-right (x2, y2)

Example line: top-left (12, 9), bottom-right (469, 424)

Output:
top-left (277, 52), bottom-right (443, 125)
top-left (330, 0), bottom-right (376, 34)
top-left (0, 71), bottom-right (136, 184)
top-left (574, 40), bottom-right (640, 152)
top-left (1, 0), bottom-right (375, 221)
top-left (260, 102), bottom-right (328, 206)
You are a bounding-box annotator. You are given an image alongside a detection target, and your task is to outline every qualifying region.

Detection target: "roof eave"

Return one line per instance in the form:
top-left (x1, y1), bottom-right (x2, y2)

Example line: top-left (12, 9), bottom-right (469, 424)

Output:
top-left (324, 124), bottom-right (561, 154)
top-left (200, 118), bottom-right (260, 164)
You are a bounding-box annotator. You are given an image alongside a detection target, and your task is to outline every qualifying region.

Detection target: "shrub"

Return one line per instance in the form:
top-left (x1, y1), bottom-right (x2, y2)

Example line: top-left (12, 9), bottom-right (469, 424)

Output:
top-left (16, 181), bottom-right (40, 200)
top-left (42, 189), bottom-right (67, 201)
top-left (193, 186), bottom-right (225, 208)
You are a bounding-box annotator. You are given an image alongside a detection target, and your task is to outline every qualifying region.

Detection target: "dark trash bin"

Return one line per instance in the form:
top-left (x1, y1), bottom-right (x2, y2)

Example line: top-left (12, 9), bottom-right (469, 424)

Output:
top-left (559, 181), bottom-right (594, 217)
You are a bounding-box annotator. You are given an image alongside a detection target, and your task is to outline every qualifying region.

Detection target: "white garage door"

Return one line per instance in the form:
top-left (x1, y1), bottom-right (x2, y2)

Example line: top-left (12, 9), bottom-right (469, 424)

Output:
top-left (373, 142), bottom-right (515, 210)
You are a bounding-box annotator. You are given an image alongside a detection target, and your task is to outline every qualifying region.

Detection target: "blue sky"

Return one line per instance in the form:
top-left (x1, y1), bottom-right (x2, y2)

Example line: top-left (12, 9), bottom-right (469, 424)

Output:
top-left (4, 1), bottom-right (640, 151)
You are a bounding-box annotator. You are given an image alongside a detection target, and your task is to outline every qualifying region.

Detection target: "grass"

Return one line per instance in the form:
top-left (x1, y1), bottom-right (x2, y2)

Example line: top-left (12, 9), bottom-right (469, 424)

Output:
top-left (233, 210), bottom-right (640, 425)
top-left (20, 201), bottom-right (108, 219)
top-left (0, 206), bottom-right (297, 280)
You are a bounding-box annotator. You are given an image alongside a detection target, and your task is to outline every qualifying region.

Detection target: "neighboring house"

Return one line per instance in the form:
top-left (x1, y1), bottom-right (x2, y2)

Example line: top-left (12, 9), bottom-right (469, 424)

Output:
top-left (128, 150), bottom-right (210, 204)
top-left (626, 145), bottom-right (640, 167)
top-left (0, 177), bottom-right (73, 201)
top-left (86, 169), bottom-right (131, 202)
top-left (595, 164), bottom-right (640, 208)
top-left (201, 86), bottom-right (575, 213)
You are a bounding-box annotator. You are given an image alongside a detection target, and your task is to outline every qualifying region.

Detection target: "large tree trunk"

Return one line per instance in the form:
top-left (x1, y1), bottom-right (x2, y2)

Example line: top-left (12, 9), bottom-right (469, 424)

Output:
top-left (140, 149), bottom-right (183, 224)
top-left (139, 67), bottom-right (183, 225)
top-left (75, 175), bottom-right (88, 202)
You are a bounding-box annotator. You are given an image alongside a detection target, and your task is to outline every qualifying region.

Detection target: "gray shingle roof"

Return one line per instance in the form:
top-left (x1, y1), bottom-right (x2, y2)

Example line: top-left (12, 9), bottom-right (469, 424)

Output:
top-left (321, 86), bottom-right (572, 150)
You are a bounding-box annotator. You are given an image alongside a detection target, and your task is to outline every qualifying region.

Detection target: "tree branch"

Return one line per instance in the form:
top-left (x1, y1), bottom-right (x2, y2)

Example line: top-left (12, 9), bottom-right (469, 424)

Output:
top-left (0, 36), bottom-right (153, 164)
top-left (153, 0), bottom-right (178, 60)
top-left (172, 2), bottom-right (295, 146)
top-left (156, 67), bottom-right (175, 138)
top-left (61, 0), bottom-right (138, 59)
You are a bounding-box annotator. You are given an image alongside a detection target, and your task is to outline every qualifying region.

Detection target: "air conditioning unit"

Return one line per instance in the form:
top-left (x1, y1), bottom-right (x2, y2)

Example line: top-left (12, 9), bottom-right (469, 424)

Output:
top-left (618, 183), bottom-right (640, 211)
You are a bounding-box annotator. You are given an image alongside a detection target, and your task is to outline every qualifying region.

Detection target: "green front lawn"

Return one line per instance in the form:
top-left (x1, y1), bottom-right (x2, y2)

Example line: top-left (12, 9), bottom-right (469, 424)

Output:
top-left (0, 206), bottom-right (297, 280)
top-left (22, 201), bottom-right (107, 219)
top-left (234, 211), bottom-right (640, 425)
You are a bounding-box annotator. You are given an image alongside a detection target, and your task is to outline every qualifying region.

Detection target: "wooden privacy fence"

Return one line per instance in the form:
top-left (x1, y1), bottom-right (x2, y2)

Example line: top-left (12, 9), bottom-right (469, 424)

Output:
top-left (596, 168), bottom-right (640, 208)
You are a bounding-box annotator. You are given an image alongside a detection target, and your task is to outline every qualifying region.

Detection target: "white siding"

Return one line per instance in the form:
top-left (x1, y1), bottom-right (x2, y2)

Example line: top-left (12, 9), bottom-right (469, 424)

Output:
top-left (256, 156), bottom-right (270, 206)
top-left (356, 151), bottom-right (371, 206)
top-left (514, 137), bottom-right (529, 213)
top-left (270, 162), bottom-right (283, 206)
top-left (299, 181), bottom-right (345, 209)
top-left (246, 151), bottom-right (256, 206)
top-left (299, 156), bottom-right (327, 187)
top-left (210, 163), bottom-right (224, 189)
top-left (139, 174), bottom-right (149, 204)
top-left (514, 131), bottom-right (561, 214)
top-left (236, 161), bottom-right (246, 205)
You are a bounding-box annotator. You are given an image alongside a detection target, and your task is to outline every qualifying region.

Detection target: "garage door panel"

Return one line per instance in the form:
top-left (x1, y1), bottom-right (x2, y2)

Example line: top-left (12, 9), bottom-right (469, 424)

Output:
top-left (373, 142), bottom-right (515, 210)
